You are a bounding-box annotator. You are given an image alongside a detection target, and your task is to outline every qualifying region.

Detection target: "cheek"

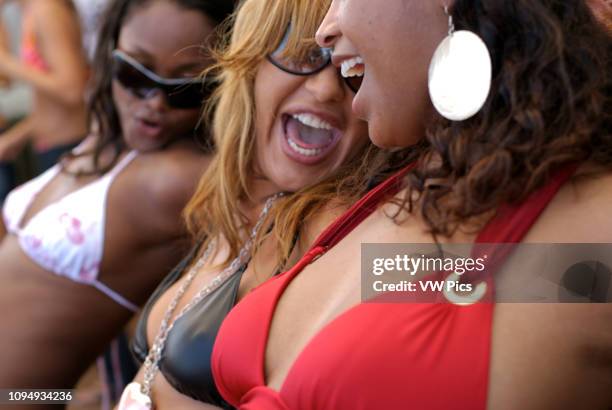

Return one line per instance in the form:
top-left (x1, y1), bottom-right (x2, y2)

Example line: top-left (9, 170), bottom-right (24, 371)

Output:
top-left (111, 82), bottom-right (134, 121)
top-left (373, 68), bottom-right (431, 146)
top-left (166, 109), bottom-right (201, 132)
top-left (339, 0), bottom-right (445, 146)
top-left (364, 39), bottom-right (441, 145)
top-left (253, 89), bottom-right (274, 144)
top-left (253, 61), bottom-right (304, 139)
top-left (338, 0), bottom-right (372, 32)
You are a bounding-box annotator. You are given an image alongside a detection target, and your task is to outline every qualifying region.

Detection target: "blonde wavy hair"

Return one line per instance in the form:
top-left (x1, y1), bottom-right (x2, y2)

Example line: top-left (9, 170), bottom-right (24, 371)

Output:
top-left (184, 0), bottom-right (412, 269)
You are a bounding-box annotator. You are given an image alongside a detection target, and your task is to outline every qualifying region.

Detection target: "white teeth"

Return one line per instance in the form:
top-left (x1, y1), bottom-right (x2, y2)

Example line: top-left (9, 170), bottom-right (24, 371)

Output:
top-left (340, 56), bottom-right (364, 78)
top-left (286, 113), bottom-right (336, 157)
top-left (292, 113), bottom-right (333, 130)
top-left (287, 137), bottom-right (324, 157)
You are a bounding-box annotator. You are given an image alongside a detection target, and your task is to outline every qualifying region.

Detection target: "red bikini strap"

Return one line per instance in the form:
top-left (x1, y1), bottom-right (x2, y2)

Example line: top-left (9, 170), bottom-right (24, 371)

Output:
top-left (312, 162), bottom-right (417, 249)
top-left (460, 162), bottom-right (581, 289)
top-left (476, 163), bottom-right (580, 244)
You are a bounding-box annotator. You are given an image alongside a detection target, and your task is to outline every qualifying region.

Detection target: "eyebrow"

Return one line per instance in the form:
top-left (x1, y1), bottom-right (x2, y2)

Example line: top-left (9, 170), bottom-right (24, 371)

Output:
top-left (119, 45), bottom-right (154, 65)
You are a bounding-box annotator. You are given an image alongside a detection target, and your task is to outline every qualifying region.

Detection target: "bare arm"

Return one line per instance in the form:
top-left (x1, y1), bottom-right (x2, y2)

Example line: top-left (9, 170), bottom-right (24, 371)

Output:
top-left (0, 1), bottom-right (88, 106)
top-left (0, 116), bottom-right (34, 162)
top-left (0, 211), bottom-right (6, 241)
top-left (126, 150), bottom-right (211, 245)
top-left (0, 20), bottom-right (10, 87)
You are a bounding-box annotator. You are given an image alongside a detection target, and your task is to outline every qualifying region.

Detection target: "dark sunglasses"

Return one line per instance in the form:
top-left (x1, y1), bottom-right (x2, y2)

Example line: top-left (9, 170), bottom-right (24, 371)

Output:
top-left (111, 50), bottom-right (211, 109)
top-left (266, 26), bottom-right (362, 93)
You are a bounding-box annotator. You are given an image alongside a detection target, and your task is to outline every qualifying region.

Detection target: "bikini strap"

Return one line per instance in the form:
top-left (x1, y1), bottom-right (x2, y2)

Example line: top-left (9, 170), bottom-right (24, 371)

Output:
top-left (312, 162), bottom-right (417, 250)
top-left (92, 280), bottom-right (140, 313)
top-left (106, 150), bottom-right (138, 179)
top-left (476, 162), bottom-right (580, 244)
top-left (311, 160), bottom-right (577, 249)
top-left (466, 162), bottom-right (581, 287)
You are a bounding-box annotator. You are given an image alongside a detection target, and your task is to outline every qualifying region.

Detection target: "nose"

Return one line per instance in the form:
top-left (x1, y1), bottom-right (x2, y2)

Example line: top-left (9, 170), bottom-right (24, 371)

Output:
top-left (304, 65), bottom-right (344, 103)
top-left (143, 88), bottom-right (169, 112)
top-left (315, 0), bottom-right (341, 49)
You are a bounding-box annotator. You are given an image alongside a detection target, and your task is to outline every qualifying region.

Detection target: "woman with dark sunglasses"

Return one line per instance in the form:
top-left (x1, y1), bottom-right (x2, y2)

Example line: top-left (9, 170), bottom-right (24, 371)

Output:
top-left (119, 0), bottom-right (413, 409)
top-left (209, 0), bottom-right (612, 409)
top-left (0, 0), bottom-right (235, 398)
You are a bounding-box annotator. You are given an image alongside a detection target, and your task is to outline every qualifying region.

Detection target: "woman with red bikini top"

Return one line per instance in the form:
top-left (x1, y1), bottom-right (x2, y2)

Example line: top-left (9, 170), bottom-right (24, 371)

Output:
top-left (211, 0), bottom-right (612, 409)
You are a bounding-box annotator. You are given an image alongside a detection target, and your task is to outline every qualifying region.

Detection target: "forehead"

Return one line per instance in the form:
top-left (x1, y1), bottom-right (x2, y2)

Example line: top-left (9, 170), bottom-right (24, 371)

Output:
top-left (118, 1), bottom-right (215, 67)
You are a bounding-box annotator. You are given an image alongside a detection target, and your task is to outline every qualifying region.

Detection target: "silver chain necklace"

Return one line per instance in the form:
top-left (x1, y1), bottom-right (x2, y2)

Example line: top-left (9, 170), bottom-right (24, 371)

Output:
top-left (117, 193), bottom-right (283, 410)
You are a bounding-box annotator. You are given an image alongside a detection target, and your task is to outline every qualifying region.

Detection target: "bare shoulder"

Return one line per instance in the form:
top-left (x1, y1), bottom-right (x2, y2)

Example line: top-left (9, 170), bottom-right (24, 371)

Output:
top-left (136, 143), bottom-right (211, 205)
top-left (572, 165), bottom-right (612, 200)
top-left (312, 199), bottom-right (351, 226)
top-left (32, 0), bottom-right (71, 14)
top-left (117, 142), bottom-right (212, 238)
top-left (31, 0), bottom-right (79, 27)
top-left (526, 164), bottom-right (612, 242)
top-left (300, 199), bottom-right (353, 247)
top-left (32, 0), bottom-right (85, 77)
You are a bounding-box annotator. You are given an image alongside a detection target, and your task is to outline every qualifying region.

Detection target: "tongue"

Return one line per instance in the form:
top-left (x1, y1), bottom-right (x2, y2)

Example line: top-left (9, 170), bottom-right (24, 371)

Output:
top-left (286, 116), bottom-right (334, 149)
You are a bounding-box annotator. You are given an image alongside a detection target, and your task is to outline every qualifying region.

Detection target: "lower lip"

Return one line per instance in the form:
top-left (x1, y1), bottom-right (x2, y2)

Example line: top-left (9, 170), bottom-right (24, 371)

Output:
top-left (133, 118), bottom-right (163, 140)
top-left (279, 115), bottom-right (341, 166)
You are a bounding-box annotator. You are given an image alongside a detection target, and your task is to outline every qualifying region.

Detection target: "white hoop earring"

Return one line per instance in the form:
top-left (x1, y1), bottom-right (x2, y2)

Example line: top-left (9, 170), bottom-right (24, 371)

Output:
top-left (428, 5), bottom-right (492, 121)
top-left (442, 272), bottom-right (488, 306)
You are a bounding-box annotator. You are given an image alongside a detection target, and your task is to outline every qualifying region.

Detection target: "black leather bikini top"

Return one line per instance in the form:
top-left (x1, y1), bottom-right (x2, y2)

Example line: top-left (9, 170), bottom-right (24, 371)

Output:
top-left (131, 244), bottom-right (245, 409)
top-left (131, 175), bottom-right (388, 407)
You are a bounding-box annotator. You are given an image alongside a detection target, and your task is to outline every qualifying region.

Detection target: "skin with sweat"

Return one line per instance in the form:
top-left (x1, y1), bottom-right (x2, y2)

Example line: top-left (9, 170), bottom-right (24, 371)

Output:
top-left (0, 1), bottom-right (215, 401)
top-left (247, 1), bottom-right (612, 409)
top-left (127, 41), bottom-right (369, 410)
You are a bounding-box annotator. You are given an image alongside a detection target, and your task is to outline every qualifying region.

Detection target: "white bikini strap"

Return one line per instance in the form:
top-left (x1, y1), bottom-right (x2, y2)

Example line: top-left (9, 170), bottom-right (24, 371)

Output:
top-left (92, 280), bottom-right (140, 313)
top-left (107, 150), bottom-right (138, 179)
top-left (5, 164), bottom-right (62, 234)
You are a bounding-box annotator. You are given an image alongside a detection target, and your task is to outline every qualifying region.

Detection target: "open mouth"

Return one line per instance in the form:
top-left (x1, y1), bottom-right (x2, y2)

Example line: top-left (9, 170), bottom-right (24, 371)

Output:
top-left (340, 56), bottom-right (365, 82)
top-left (281, 112), bottom-right (342, 164)
top-left (135, 117), bottom-right (163, 138)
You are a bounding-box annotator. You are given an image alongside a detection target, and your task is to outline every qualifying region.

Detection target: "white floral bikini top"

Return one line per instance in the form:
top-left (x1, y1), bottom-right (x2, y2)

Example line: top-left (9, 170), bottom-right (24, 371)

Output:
top-left (2, 150), bottom-right (139, 312)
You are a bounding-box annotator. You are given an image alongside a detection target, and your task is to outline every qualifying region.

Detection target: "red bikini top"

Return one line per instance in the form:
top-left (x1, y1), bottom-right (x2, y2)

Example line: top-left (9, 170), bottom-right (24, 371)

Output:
top-left (212, 162), bottom-right (579, 410)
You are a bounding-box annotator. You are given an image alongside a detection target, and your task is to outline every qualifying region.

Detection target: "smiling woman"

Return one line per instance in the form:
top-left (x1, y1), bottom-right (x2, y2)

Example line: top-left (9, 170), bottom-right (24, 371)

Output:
top-left (182, 0), bottom-right (413, 266)
top-left (209, 0), bottom-right (612, 408)
top-left (0, 0), bottom-right (235, 403)
top-left (123, 0), bottom-right (414, 409)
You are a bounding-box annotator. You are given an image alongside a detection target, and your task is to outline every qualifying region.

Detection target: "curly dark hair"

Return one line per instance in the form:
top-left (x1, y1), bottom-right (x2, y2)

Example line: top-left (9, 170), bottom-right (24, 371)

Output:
top-left (404, 0), bottom-right (612, 237)
top-left (70, 0), bottom-right (236, 174)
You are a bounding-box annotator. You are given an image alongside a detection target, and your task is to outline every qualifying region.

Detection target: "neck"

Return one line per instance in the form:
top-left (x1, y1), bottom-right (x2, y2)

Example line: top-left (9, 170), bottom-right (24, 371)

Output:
top-left (240, 175), bottom-right (284, 225)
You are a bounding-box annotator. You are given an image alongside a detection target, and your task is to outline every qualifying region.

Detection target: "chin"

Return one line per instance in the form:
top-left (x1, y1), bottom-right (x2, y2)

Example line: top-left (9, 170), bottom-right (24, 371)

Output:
top-left (271, 176), bottom-right (310, 193)
top-left (126, 140), bottom-right (164, 152)
top-left (124, 133), bottom-right (168, 152)
top-left (368, 128), bottom-right (393, 149)
top-left (369, 120), bottom-right (410, 149)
